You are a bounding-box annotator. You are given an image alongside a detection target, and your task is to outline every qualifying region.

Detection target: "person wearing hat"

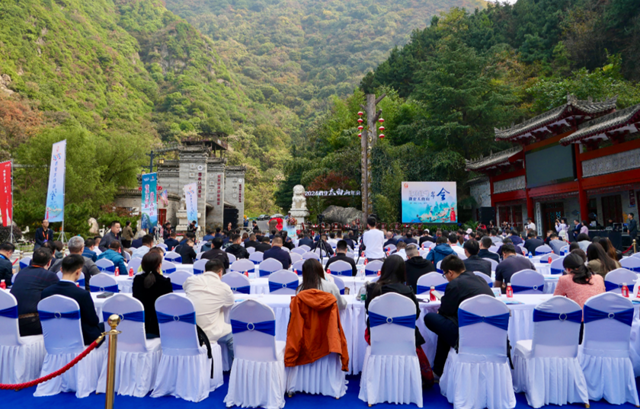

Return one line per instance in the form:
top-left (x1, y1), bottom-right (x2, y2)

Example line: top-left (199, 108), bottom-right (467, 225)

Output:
top-left (419, 229), bottom-right (434, 246)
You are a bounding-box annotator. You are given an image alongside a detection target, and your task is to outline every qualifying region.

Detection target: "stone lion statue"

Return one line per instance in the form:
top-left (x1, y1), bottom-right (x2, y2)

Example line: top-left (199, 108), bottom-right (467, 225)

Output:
top-left (88, 217), bottom-right (99, 235)
top-left (292, 185), bottom-right (307, 210)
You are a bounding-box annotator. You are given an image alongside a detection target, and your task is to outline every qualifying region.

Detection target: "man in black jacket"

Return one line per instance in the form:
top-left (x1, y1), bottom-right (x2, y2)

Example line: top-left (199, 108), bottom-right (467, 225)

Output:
top-left (176, 238), bottom-right (197, 264)
top-left (263, 237), bottom-right (292, 269)
top-left (254, 236), bottom-right (272, 253)
top-left (245, 233), bottom-right (260, 249)
top-left (41, 255), bottom-right (102, 346)
top-left (226, 233), bottom-right (250, 260)
top-left (462, 239), bottom-right (492, 276)
top-left (311, 234), bottom-right (334, 257)
top-left (202, 237), bottom-right (230, 269)
top-left (405, 244), bottom-right (435, 293)
top-left (297, 233), bottom-right (314, 248)
top-left (325, 240), bottom-right (357, 276)
top-left (524, 231), bottom-right (544, 255)
top-left (478, 237), bottom-right (500, 263)
top-left (424, 255), bottom-right (494, 375)
top-left (34, 219), bottom-right (54, 250)
top-left (0, 242), bottom-right (15, 287)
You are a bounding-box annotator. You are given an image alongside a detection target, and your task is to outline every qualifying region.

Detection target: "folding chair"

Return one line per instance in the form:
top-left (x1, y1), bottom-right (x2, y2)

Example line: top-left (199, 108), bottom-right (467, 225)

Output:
top-left (604, 268), bottom-right (637, 294)
top-left (268, 270), bottom-right (299, 294)
top-left (292, 260), bottom-right (304, 275)
top-left (416, 272), bottom-right (448, 294)
top-left (127, 258), bottom-right (142, 275)
top-left (550, 257), bottom-right (565, 275)
top-left (436, 260), bottom-right (443, 274)
top-left (230, 259), bottom-right (256, 276)
top-left (19, 256), bottom-right (31, 270)
top-left (539, 253), bottom-right (561, 264)
top-left (474, 271), bottom-right (493, 287)
top-left (56, 271), bottom-right (85, 288)
top-left (292, 248), bottom-right (306, 255)
top-left (227, 253), bottom-right (237, 264)
top-left (620, 257), bottom-right (640, 272)
top-left (364, 260), bottom-right (383, 277)
top-left (327, 260), bottom-right (352, 276)
top-left (302, 252), bottom-right (320, 261)
top-left (258, 259), bottom-right (283, 278)
top-left (193, 259), bottom-right (207, 275)
top-left (249, 251), bottom-right (264, 265)
top-left (162, 261), bottom-right (177, 275)
top-left (534, 245), bottom-right (553, 256)
top-left (247, 247), bottom-right (256, 254)
top-left (510, 269), bottom-right (545, 294)
top-left (290, 252), bottom-right (303, 263)
top-left (332, 275), bottom-right (346, 295)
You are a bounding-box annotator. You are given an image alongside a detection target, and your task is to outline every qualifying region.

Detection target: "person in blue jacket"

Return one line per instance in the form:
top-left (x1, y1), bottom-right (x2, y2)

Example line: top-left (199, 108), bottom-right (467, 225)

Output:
top-left (425, 235), bottom-right (456, 267)
top-left (97, 241), bottom-right (128, 275)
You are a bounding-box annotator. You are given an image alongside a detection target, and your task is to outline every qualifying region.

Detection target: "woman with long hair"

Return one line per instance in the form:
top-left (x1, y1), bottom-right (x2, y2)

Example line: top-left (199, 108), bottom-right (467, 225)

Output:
top-left (133, 251), bottom-right (173, 338)
top-left (586, 242), bottom-right (619, 278)
top-left (599, 237), bottom-right (621, 262)
top-left (297, 259), bottom-right (346, 310)
top-left (554, 252), bottom-right (605, 309)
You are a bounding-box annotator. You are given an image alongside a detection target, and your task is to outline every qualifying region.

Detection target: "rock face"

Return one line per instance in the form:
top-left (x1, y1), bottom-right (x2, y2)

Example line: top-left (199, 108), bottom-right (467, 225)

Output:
top-left (321, 206), bottom-right (363, 225)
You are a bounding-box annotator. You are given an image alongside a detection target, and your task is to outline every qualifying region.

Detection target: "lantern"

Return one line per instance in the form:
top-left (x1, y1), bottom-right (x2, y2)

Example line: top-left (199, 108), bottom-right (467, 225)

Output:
top-left (357, 111), bottom-right (364, 116)
top-left (358, 125), bottom-right (364, 130)
top-left (378, 126), bottom-right (385, 131)
top-left (379, 118), bottom-right (385, 123)
top-left (358, 133), bottom-right (362, 138)
top-left (357, 118), bottom-right (364, 124)
top-left (379, 134), bottom-right (385, 139)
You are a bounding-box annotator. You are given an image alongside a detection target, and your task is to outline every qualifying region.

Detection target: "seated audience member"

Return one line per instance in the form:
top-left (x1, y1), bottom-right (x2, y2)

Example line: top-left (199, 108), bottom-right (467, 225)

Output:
top-left (297, 233), bottom-right (314, 248)
top-left (554, 252), bottom-right (605, 315)
top-left (133, 251), bottom-right (173, 339)
top-left (97, 241), bottom-right (128, 275)
top-left (244, 233), bottom-right (260, 249)
top-left (82, 238), bottom-right (98, 262)
top-left (547, 233), bottom-right (566, 255)
top-left (509, 229), bottom-right (523, 246)
top-left (184, 259), bottom-right (235, 363)
top-left (255, 236), bottom-right (272, 253)
top-left (478, 237), bottom-right (500, 263)
top-left (405, 244), bottom-right (435, 293)
top-left (263, 236), bottom-right (292, 269)
top-left (543, 230), bottom-right (554, 245)
top-left (569, 242), bottom-right (581, 252)
top-left (325, 240), bottom-right (357, 276)
top-left (163, 231), bottom-right (180, 252)
top-left (449, 233), bottom-right (465, 258)
top-left (494, 244), bottom-right (536, 289)
top-left (41, 254), bottom-right (102, 345)
top-left (571, 248), bottom-right (587, 262)
top-left (524, 231), bottom-right (544, 255)
top-left (225, 233), bottom-right (250, 260)
top-left (404, 232), bottom-right (418, 245)
top-left (202, 237), bottom-right (230, 269)
top-left (576, 233), bottom-right (592, 252)
top-left (496, 237), bottom-right (513, 260)
top-left (419, 229), bottom-right (435, 246)
top-left (424, 255), bottom-right (494, 375)
top-left (489, 229), bottom-right (503, 245)
top-left (586, 242), bottom-right (620, 278)
top-left (176, 238), bottom-right (197, 264)
top-left (130, 235), bottom-right (144, 249)
top-left (599, 237), bottom-right (621, 262)
top-left (297, 258), bottom-right (346, 310)
top-left (52, 236), bottom-right (100, 290)
top-left (344, 232), bottom-right (356, 250)
top-left (311, 234), bottom-right (334, 257)
top-left (10, 248), bottom-right (58, 336)
top-left (462, 239), bottom-right (492, 276)
top-left (132, 234), bottom-right (155, 259)
top-left (327, 232), bottom-right (338, 248)
top-left (425, 235), bottom-right (455, 266)
top-left (93, 236), bottom-right (103, 256)
top-left (0, 242), bottom-right (15, 286)
top-left (281, 231), bottom-right (295, 250)
top-left (384, 231), bottom-right (397, 248)
top-left (395, 241), bottom-right (408, 260)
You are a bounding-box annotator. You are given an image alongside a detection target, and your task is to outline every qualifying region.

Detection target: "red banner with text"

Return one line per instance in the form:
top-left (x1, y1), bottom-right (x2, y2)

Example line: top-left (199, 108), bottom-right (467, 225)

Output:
top-left (0, 161), bottom-right (12, 227)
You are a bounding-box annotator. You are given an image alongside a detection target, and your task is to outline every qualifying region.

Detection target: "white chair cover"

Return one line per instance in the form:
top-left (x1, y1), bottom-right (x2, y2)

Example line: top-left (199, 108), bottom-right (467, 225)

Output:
top-left (221, 272), bottom-right (252, 295)
top-left (34, 295), bottom-right (107, 398)
top-left (416, 272), bottom-right (448, 294)
top-left (488, 246), bottom-right (499, 253)
top-left (89, 273), bottom-right (119, 293)
top-left (510, 269), bottom-right (545, 294)
top-left (96, 295), bottom-right (161, 397)
top-left (513, 296), bottom-right (588, 408)
top-left (604, 268), bottom-right (638, 294)
top-left (195, 252), bottom-right (203, 261)
top-left (259, 259), bottom-right (283, 278)
top-left (268, 270), bottom-right (299, 294)
top-left (313, 247), bottom-right (330, 258)
top-left (578, 293), bottom-right (639, 405)
top-left (56, 272), bottom-right (85, 287)
top-left (0, 291), bottom-right (45, 384)
top-left (230, 259), bottom-right (255, 276)
top-left (290, 252), bottom-right (303, 263)
top-left (302, 252), bottom-right (320, 261)
top-left (249, 251), bottom-right (264, 265)
top-left (534, 245), bottom-right (553, 255)
top-left (127, 258), bottom-right (142, 275)
top-left (151, 294), bottom-right (223, 402)
top-left (474, 271), bottom-right (493, 287)
top-left (346, 251), bottom-right (355, 259)
top-left (384, 244), bottom-right (397, 254)
top-left (286, 353), bottom-right (347, 398)
top-left (156, 243), bottom-right (168, 250)
top-left (224, 300), bottom-right (286, 409)
top-left (440, 295), bottom-right (515, 409)
top-left (292, 248), bottom-right (306, 255)
top-left (549, 257), bottom-right (565, 275)
top-left (162, 261), bottom-right (177, 275)
top-left (247, 247), bottom-right (256, 254)
top-left (193, 259), bottom-right (208, 275)
top-left (169, 270), bottom-right (193, 292)
top-left (486, 258), bottom-right (499, 272)
top-left (95, 258), bottom-right (115, 274)
top-left (19, 256), bottom-right (31, 270)
top-left (123, 251), bottom-right (131, 262)
top-left (292, 260), bottom-right (304, 275)
top-left (364, 260), bottom-right (383, 276)
top-left (436, 260), bottom-right (443, 274)
top-left (331, 275), bottom-right (346, 295)
top-left (359, 293), bottom-right (422, 407)
top-left (299, 245), bottom-right (311, 252)
top-left (632, 252), bottom-right (640, 259)
top-left (164, 251), bottom-right (182, 263)
top-left (327, 260), bottom-right (352, 276)
top-left (227, 253), bottom-right (237, 264)
top-left (620, 257), bottom-right (640, 272)
top-left (560, 245), bottom-right (570, 255)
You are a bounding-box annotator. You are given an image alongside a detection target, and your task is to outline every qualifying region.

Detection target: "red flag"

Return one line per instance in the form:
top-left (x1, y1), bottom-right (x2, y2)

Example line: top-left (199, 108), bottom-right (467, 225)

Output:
top-left (0, 161), bottom-right (11, 227)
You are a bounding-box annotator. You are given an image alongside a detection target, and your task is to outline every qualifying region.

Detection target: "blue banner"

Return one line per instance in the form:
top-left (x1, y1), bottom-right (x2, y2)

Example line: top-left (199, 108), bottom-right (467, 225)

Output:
top-left (184, 182), bottom-right (198, 226)
top-left (45, 140), bottom-right (66, 222)
top-left (141, 173), bottom-right (158, 229)
top-left (402, 181), bottom-right (458, 224)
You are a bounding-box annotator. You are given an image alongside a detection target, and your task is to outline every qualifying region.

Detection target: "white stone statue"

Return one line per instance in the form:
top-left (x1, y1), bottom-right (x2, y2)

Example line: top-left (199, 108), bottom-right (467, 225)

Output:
top-left (291, 185), bottom-right (307, 211)
top-left (88, 218), bottom-right (99, 235)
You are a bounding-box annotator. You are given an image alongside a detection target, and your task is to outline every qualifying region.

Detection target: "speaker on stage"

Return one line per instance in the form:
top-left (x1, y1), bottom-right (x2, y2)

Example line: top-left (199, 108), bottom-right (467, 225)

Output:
top-left (479, 207), bottom-right (495, 226)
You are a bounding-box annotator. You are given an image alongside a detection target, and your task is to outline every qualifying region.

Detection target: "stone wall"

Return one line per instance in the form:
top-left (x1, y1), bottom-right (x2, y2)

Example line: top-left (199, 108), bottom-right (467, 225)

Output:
top-left (206, 157), bottom-right (226, 228)
top-left (225, 166), bottom-right (246, 226)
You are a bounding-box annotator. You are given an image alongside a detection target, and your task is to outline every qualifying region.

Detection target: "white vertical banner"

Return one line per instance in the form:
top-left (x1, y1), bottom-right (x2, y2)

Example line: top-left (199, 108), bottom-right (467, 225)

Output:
top-left (184, 182), bottom-right (198, 226)
top-left (45, 140), bottom-right (66, 222)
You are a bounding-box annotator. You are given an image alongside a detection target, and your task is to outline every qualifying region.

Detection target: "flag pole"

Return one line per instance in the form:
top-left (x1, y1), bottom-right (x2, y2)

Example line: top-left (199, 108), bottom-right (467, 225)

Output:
top-left (9, 159), bottom-right (13, 244)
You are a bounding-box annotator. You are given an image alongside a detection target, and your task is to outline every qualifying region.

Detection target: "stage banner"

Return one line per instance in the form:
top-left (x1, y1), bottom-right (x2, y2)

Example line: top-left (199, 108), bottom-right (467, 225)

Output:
top-left (184, 182), bottom-right (198, 226)
top-left (141, 173), bottom-right (158, 229)
top-left (402, 181), bottom-right (458, 224)
top-left (0, 161), bottom-right (12, 227)
top-left (45, 140), bottom-right (66, 222)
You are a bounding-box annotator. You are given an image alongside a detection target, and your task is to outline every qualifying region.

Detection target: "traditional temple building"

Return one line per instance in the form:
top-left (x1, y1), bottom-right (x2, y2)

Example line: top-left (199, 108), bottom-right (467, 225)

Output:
top-left (466, 95), bottom-right (640, 241)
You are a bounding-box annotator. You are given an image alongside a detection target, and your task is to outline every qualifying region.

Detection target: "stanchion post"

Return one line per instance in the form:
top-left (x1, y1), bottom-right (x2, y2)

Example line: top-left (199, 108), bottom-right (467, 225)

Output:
top-left (105, 314), bottom-right (121, 409)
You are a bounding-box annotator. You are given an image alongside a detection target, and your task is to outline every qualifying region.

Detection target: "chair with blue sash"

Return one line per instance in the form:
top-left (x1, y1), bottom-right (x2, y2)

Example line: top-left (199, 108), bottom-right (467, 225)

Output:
top-left (302, 252), bottom-right (320, 261)
top-left (226, 252), bottom-right (237, 265)
top-left (268, 270), bottom-right (299, 294)
top-left (127, 258), bottom-right (142, 275)
top-left (89, 273), bottom-right (119, 293)
top-left (473, 271), bottom-right (493, 287)
top-left (151, 294), bottom-right (223, 402)
top-left (290, 252), bottom-right (303, 264)
top-left (156, 243), bottom-right (168, 251)
top-left (578, 293), bottom-right (639, 405)
top-left (123, 250), bottom-right (131, 263)
top-left (513, 296), bottom-right (588, 408)
top-left (230, 259), bottom-right (256, 277)
top-left (538, 252), bottom-right (560, 264)
top-left (246, 246), bottom-right (256, 254)
top-left (416, 272), bottom-right (448, 294)
top-left (549, 257), bottom-right (565, 275)
top-left (384, 244), bottom-right (397, 256)
top-left (258, 258), bottom-right (283, 278)
top-left (620, 257), bottom-right (640, 272)
top-left (161, 261), bottom-right (177, 276)
top-left (358, 293), bottom-right (422, 407)
top-left (0, 290), bottom-right (45, 384)
top-left (56, 271), bottom-right (86, 289)
top-left (224, 300), bottom-right (285, 408)
top-left (222, 272), bottom-right (252, 295)
top-left (95, 258), bottom-right (115, 274)
top-left (292, 247), bottom-right (306, 255)
top-left (326, 260), bottom-right (352, 276)
top-left (488, 245), bottom-right (499, 253)
top-left (96, 294), bottom-right (161, 397)
top-left (19, 256), bottom-right (31, 270)
top-left (168, 270), bottom-right (193, 292)
top-left (510, 269), bottom-right (545, 294)
top-left (332, 275), bottom-right (346, 295)
top-left (298, 244), bottom-right (311, 252)
top-left (560, 245), bottom-right (569, 256)
top-left (534, 244), bottom-right (553, 256)
top-left (192, 259), bottom-right (208, 275)
top-left (364, 260), bottom-right (384, 277)
top-left (292, 259), bottom-right (304, 275)
top-left (440, 295), bottom-right (515, 409)
top-left (436, 260), bottom-right (444, 274)
top-left (487, 258), bottom-right (499, 272)
top-left (249, 251), bottom-right (264, 265)
top-left (34, 295), bottom-right (107, 398)
top-left (164, 251), bottom-right (182, 264)
top-left (605, 268), bottom-right (638, 295)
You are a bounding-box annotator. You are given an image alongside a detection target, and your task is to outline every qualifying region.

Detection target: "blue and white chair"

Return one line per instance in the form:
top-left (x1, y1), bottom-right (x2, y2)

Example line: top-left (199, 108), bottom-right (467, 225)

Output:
top-left (89, 273), bottom-right (119, 293)
top-left (246, 247), bottom-right (256, 254)
top-left (416, 272), bottom-right (448, 294)
top-left (346, 251), bottom-right (356, 259)
top-left (440, 295), bottom-right (515, 409)
top-left (620, 257), bottom-right (640, 272)
top-left (195, 252), bottom-right (203, 261)
top-left (332, 275), bottom-right (346, 295)
top-left (436, 260), bottom-right (443, 274)
top-left (292, 248), bottom-right (306, 255)
top-left (221, 272), bottom-right (251, 294)
top-left (193, 259), bottom-right (208, 275)
top-left (224, 300), bottom-right (285, 408)
top-left (384, 244), bottom-right (397, 255)
top-left (156, 243), bottom-right (168, 251)
top-left (313, 247), bottom-right (330, 258)
top-left (474, 271), bottom-right (493, 287)
top-left (560, 245), bottom-right (570, 256)
top-left (164, 251), bottom-right (182, 264)
top-left (249, 251), bottom-right (264, 265)
top-left (486, 258), bottom-right (499, 272)
top-left (258, 259), bottom-right (283, 278)
top-left (326, 260), bottom-right (352, 276)
top-left (513, 296), bottom-right (588, 408)
top-left (488, 245), bottom-right (499, 253)
top-left (123, 251), bottom-right (131, 262)
top-left (169, 270), bottom-right (193, 292)
top-left (632, 252), bottom-right (640, 259)
top-left (359, 293), bottom-right (422, 407)
top-left (151, 294), bottom-right (223, 402)
top-left (579, 293), bottom-right (639, 405)
top-left (230, 259), bottom-right (256, 276)
top-left (162, 261), bottom-right (177, 275)
top-left (56, 271), bottom-right (85, 288)
top-left (19, 256), bottom-right (31, 270)
top-left (227, 253), bottom-right (237, 264)
top-left (292, 260), bottom-right (304, 275)
top-left (96, 294), bottom-right (161, 397)
top-left (298, 245), bottom-right (311, 252)
top-left (268, 270), bottom-right (299, 294)
top-left (34, 295), bottom-right (107, 398)
top-left (95, 259), bottom-right (115, 274)
top-left (604, 268), bottom-right (637, 294)
top-left (290, 252), bottom-right (303, 264)
top-left (510, 269), bottom-right (545, 294)
top-left (302, 252), bottom-right (320, 261)
top-left (534, 245), bottom-right (553, 256)
top-left (127, 258), bottom-right (142, 275)
top-left (550, 257), bottom-right (565, 275)
top-left (0, 290), bottom-right (45, 384)
top-left (539, 253), bottom-right (560, 264)
top-left (364, 260), bottom-right (384, 277)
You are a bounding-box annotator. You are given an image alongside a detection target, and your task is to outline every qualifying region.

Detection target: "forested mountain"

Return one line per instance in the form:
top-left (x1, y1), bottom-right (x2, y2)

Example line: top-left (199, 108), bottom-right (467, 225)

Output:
top-left (278, 0), bottom-right (640, 224)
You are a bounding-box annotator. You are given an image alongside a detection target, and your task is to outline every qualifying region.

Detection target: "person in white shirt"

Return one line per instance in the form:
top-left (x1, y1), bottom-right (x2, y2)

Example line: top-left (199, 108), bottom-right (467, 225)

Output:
top-left (362, 217), bottom-right (385, 261)
top-left (132, 234), bottom-right (154, 259)
top-left (526, 218), bottom-right (536, 232)
top-left (183, 258), bottom-right (235, 363)
top-left (449, 233), bottom-right (466, 258)
top-left (395, 241), bottom-right (408, 260)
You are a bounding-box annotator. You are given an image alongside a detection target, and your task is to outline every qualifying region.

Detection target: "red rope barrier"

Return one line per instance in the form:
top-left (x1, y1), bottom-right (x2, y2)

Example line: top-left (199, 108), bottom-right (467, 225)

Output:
top-left (0, 335), bottom-right (103, 391)
top-left (622, 244), bottom-right (635, 255)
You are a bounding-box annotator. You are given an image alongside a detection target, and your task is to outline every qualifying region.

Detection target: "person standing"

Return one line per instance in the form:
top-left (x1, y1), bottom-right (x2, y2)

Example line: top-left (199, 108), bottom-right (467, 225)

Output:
top-left (34, 220), bottom-right (54, 250)
top-left (526, 218), bottom-right (536, 232)
top-left (100, 221), bottom-right (122, 252)
top-left (0, 242), bottom-right (15, 287)
top-left (628, 213), bottom-right (638, 242)
top-left (362, 217), bottom-right (385, 262)
top-left (121, 221), bottom-right (134, 249)
top-left (162, 222), bottom-right (173, 241)
top-left (187, 221), bottom-right (198, 234)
